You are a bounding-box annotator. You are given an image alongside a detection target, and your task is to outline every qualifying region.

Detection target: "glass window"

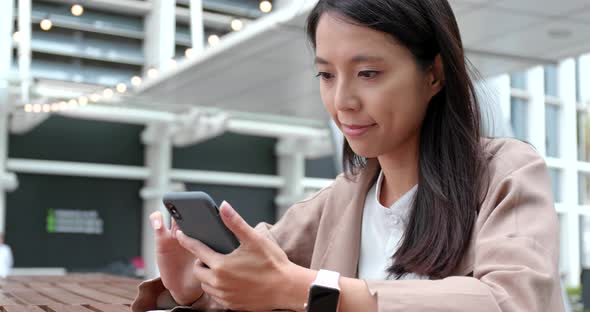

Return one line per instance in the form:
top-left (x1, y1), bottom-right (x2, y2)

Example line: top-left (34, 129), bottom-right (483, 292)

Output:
top-left (510, 97), bottom-right (528, 141)
top-left (578, 111), bottom-right (590, 162)
top-left (545, 64), bottom-right (559, 97)
top-left (580, 172), bottom-right (590, 205)
top-left (510, 71), bottom-right (527, 90)
top-left (545, 105), bottom-right (560, 157)
top-left (548, 168), bottom-right (561, 203)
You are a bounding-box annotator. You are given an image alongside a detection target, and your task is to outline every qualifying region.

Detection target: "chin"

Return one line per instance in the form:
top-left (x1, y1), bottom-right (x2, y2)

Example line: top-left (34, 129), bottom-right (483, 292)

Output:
top-left (347, 142), bottom-right (381, 159)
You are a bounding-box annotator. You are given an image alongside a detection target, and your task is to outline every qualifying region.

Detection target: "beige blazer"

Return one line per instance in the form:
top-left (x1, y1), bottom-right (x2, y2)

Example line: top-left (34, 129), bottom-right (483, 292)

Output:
top-left (132, 138), bottom-right (564, 312)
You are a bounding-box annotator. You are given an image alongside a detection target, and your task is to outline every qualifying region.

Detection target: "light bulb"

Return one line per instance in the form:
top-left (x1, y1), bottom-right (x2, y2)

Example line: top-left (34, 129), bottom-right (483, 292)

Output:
top-left (103, 88), bottom-right (114, 99)
top-left (185, 48), bottom-right (194, 59)
top-left (12, 31), bottom-right (21, 44)
top-left (68, 99), bottom-right (78, 108)
top-left (51, 103), bottom-right (59, 111)
top-left (24, 104), bottom-right (33, 112)
top-left (89, 93), bottom-right (101, 102)
top-left (208, 34), bottom-right (220, 46)
top-left (116, 83), bottom-right (127, 93)
top-left (58, 101), bottom-right (68, 110)
top-left (33, 104), bottom-right (42, 113)
top-left (231, 19), bottom-right (243, 31)
top-left (147, 68), bottom-right (159, 79)
top-left (78, 96), bottom-right (88, 106)
top-left (71, 4), bottom-right (84, 16)
top-left (42, 104), bottom-right (51, 112)
top-left (40, 19), bottom-right (53, 31)
top-left (259, 1), bottom-right (272, 13)
top-left (131, 76), bottom-right (142, 87)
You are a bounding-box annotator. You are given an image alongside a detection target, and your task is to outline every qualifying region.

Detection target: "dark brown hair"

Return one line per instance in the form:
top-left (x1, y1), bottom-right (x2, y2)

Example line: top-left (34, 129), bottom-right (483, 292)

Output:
top-left (306, 0), bottom-right (488, 279)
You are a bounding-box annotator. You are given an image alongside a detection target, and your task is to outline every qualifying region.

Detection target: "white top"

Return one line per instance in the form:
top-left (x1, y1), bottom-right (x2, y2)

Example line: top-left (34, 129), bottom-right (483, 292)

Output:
top-left (0, 244), bottom-right (13, 278)
top-left (358, 171), bottom-right (428, 280)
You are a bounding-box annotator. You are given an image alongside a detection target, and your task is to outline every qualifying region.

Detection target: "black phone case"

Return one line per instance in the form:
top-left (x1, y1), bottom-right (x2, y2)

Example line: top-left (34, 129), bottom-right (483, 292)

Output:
top-left (163, 192), bottom-right (240, 254)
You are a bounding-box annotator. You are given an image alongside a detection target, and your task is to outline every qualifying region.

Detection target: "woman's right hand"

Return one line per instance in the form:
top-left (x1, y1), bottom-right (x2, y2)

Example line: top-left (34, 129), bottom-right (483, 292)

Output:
top-left (150, 211), bottom-right (204, 306)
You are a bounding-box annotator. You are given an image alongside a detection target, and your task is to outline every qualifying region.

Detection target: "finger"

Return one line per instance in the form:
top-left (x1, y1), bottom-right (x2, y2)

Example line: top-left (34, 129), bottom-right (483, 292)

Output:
top-left (201, 282), bottom-right (224, 301)
top-left (170, 218), bottom-right (178, 239)
top-left (150, 211), bottom-right (164, 232)
top-left (193, 260), bottom-right (217, 286)
top-left (219, 201), bottom-right (257, 244)
top-left (176, 230), bottom-right (221, 267)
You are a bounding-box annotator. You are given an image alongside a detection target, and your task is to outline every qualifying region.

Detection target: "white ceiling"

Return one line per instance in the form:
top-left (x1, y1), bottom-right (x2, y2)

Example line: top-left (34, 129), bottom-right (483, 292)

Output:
top-left (136, 0), bottom-right (590, 124)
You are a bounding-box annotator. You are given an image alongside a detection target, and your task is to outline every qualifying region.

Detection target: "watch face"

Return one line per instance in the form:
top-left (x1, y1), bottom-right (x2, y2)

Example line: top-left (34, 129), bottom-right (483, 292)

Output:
top-left (307, 285), bottom-right (340, 312)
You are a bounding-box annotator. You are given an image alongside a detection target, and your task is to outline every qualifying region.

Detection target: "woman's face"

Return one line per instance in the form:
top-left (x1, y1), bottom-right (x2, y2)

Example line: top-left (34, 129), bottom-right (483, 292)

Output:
top-left (315, 13), bottom-right (442, 158)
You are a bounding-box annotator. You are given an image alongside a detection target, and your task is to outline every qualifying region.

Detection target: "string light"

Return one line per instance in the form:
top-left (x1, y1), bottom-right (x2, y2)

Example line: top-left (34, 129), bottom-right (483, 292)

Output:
top-left (259, 1), bottom-right (272, 13)
top-left (42, 104), bottom-right (51, 113)
top-left (231, 19), bottom-right (243, 31)
top-left (131, 76), bottom-right (142, 87)
top-left (71, 4), bottom-right (84, 16)
top-left (89, 93), bottom-right (101, 102)
top-left (78, 96), bottom-right (88, 106)
top-left (40, 18), bottom-right (53, 31)
top-left (116, 83), bottom-right (127, 93)
top-left (58, 101), bottom-right (68, 110)
top-left (33, 104), bottom-right (42, 113)
top-left (12, 31), bottom-right (21, 44)
top-left (24, 104), bottom-right (33, 112)
top-left (103, 88), bottom-right (114, 99)
top-left (185, 48), bottom-right (194, 59)
top-left (147, 68), bottom-right (159, 79)
top-left (208, 34), bottom-right (220, 46)
top-left (51, 103), bottom-right (60, 111)
top-left (68, 99), bottom-right (78, 109)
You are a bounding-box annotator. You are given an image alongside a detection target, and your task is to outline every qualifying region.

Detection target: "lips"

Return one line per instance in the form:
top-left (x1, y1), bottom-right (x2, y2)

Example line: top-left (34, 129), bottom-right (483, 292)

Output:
top-left (341, 123), bottom-right (376, 137)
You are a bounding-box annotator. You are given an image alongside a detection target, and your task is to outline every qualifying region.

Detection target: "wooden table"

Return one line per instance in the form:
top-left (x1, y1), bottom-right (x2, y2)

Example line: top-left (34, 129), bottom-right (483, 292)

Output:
top-left (0, 273), bottom-right (140, 311)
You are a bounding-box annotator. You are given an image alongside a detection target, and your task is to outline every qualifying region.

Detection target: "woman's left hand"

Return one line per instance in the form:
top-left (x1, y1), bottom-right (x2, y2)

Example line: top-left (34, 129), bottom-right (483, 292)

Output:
top-left (175, 201), bottom-right (300, 311)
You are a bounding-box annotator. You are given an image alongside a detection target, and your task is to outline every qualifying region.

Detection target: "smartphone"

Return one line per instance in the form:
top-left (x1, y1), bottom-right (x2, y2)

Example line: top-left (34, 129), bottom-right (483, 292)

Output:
top-left (162, 191), bottom-right (240, 254)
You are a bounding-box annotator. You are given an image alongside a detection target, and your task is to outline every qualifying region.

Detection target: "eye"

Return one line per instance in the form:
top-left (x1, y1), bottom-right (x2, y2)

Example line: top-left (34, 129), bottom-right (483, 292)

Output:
top-left (358, 71), bottom-right (380, 79)
top-left (315, 72), bottom-right (334, 81)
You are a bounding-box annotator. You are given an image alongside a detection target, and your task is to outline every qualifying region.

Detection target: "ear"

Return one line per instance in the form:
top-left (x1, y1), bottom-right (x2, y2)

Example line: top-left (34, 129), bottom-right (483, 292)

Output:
top-left (427, 54), bottom-right (445, 96)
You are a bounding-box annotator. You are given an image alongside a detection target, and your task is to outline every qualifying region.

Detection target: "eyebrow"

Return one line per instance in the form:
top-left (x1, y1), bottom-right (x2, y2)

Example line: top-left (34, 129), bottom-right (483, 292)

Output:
top-left (315, 55), bottom-right (385, 65)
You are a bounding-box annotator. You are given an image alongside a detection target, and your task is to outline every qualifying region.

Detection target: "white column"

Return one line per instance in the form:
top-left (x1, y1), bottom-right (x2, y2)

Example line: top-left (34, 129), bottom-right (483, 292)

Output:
top-left (0, 0), bottom-right (15, 234)
top-left (581, 54), bottom-right (590, 104)
top-left (144, 0), bottom-right (176, 71)
top-left (480, 74), bottom-right (511, 137)
top-left (559, 58), bottom-right (581, 287)
top-left (275, 138), bottom-right (305, 218)
top-left (17, 0), bottom-right (31, 103)
top-left (527, 66), bottom-right (546, 156)
top-left (189, 0), bottom-right (204, 54)
top-left (141, 123), bottom-right (173, 279)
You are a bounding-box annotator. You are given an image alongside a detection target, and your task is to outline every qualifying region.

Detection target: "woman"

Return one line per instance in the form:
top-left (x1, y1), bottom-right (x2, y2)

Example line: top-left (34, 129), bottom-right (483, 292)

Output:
top-left (133, 0), bottom-right (563, 311)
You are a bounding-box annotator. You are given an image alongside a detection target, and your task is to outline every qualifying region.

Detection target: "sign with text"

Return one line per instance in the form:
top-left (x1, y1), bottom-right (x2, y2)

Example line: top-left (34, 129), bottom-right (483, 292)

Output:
top-left (46, 209), bottom-right (104, 235)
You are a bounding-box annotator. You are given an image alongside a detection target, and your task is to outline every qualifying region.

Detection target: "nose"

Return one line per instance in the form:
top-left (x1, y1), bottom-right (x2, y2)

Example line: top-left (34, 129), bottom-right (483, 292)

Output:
top-left (334, 78), bottom-right (361, 112)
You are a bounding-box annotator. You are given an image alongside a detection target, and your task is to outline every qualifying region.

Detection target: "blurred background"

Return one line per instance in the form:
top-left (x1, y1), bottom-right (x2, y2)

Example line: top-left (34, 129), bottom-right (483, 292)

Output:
top-left (1, 0), bottom-right (589, 309)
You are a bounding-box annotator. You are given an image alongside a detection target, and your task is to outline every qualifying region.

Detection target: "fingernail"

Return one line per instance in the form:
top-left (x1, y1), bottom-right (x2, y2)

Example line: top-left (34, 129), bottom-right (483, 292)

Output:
top-left (220, 201), bottom-right (234, 218)
top-left (151, 218), bottom-right (161, 230)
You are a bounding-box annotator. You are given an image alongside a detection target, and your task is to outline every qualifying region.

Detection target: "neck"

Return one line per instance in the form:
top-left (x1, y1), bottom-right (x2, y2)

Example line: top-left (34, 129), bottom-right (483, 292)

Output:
top-left (376, 137), bottom-right (419, 208)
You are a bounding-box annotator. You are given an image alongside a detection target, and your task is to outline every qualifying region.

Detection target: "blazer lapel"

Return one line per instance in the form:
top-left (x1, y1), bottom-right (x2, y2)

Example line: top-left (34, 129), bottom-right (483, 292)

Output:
top-left (318, 159), bottom-right (380, 278)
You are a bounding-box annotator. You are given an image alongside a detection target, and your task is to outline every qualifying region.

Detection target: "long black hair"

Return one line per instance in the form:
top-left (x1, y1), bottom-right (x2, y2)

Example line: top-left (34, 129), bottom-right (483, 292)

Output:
top-left (307, 0), bottom-right (488, 279)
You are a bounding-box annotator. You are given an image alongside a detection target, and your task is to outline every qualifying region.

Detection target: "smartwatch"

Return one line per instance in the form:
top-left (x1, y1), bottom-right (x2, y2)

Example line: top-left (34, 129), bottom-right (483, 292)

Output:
top-left (305, 269), bottom-right (341, 312)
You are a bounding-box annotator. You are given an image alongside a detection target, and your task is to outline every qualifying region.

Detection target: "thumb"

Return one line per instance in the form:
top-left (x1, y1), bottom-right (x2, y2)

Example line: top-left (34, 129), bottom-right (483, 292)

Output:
top-left (219, 201), bottom-right (257, 244)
